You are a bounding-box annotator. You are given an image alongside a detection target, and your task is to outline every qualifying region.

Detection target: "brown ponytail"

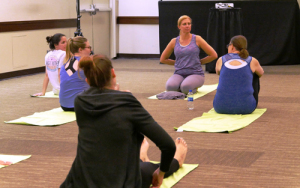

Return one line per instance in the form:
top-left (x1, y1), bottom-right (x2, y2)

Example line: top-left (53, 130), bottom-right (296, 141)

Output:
top-left (79, 55), bottom-right (113, 89)
top-left (230, 35), bottom-right (249, 59)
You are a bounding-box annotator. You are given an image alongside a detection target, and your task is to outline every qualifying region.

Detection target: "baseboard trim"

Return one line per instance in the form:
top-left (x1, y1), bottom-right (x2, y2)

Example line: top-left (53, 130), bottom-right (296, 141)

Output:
top-left (116, 53), bottom-right (160, 59)
top-left (0, 67), bottom-right (45, 80)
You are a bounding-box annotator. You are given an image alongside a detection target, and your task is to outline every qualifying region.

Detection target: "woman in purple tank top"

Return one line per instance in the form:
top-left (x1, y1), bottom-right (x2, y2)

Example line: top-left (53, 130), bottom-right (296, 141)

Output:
top-left (160, 15), bottom-right (217, 94)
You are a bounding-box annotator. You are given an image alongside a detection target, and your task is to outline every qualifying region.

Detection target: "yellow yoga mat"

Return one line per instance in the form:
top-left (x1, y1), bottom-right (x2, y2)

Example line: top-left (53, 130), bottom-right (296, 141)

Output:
top-left (0, 154), bottom-right (31, 169)
top-left (151, 161), bottom-right (198, 188)
top-left (148, 84), bottom-right (218, 100)
top-left (175, 108), bottom-right (267, 133)
top-left (31, 91), bottom-right (59, 98)
top-left (4, 108), bottom-right (76, 126)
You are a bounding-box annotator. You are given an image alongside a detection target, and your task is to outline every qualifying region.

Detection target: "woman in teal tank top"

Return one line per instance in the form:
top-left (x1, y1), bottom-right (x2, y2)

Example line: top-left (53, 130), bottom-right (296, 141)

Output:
top-left (213, 35), bottom-right (264, 114)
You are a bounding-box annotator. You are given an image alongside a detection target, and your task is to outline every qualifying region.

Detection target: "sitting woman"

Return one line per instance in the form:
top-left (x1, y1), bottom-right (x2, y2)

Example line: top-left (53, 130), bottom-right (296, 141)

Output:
top-left (213, 35), bottom-right (264, 114)
top-left (60, 55), bottom-right (184, 188)
top-left (33, 33), bottom-right (67, 96)
top-left (160, 15), bottom-right (217, 94)
top-left (59, 36), bottom-right (91, 111)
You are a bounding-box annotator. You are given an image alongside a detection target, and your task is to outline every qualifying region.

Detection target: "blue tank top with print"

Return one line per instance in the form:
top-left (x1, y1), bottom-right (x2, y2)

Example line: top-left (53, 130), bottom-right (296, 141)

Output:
top-left (174, 34), bottom-right (204, 77)
top-left (213, 53), bottom-right (256, 114)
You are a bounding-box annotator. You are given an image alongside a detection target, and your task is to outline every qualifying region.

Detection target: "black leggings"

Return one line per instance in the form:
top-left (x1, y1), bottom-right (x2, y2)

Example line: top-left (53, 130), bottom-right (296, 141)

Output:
top-left (252, 73), bottom-right (260, 107)
top-left (140, 159), bottom-right (180, 188)
top-left (61, 106), bottom-right (75, 112)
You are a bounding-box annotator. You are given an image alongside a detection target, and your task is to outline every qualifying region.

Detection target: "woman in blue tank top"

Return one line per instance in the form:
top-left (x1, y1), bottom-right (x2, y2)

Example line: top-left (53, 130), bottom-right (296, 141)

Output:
top-left (213, 35), bottom-right (264, 114)
top-left (160, 15), bottom-right (217, 94)
top-left (59, 36), bottom-right (92, 111)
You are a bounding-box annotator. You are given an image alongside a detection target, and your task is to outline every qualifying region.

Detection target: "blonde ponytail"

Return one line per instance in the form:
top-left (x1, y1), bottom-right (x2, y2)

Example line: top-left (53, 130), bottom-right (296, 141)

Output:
top-left (64, 38), bottom-right (73, 63)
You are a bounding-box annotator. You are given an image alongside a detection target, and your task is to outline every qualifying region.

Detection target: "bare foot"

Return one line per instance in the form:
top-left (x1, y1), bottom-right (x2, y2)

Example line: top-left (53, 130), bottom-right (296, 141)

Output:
top-left (174, 137), bottom-right (187, 168)
top-left (140, 138), bottom-right (150, 162)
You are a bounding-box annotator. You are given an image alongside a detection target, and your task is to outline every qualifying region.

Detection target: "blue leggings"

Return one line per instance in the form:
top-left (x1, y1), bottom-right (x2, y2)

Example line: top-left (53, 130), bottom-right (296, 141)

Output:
top-left (166, 74), bottom-right (205, 94)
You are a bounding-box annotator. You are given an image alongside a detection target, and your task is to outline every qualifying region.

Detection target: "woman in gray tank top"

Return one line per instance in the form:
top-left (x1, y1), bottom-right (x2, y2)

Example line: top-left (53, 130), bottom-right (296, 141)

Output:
top-left (160, 15), bottom-right (217, 94)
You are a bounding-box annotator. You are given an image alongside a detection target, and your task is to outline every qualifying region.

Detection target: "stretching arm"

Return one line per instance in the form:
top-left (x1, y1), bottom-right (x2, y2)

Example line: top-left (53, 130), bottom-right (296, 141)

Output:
top-left (33, 68), bottom-right (49, 96)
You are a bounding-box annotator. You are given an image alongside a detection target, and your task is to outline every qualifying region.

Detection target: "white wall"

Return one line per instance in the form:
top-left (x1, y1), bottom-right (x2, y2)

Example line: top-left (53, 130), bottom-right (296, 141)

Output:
top-left (0, 0), bottom-right (75, 21)
top-left (118, 0), bottom-right (159, 54)
top-left (0, 0), bottom-right (76, 74)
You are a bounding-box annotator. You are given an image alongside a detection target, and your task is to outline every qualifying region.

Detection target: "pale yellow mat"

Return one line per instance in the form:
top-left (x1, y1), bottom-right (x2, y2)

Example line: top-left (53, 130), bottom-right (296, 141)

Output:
top-left (148, 84), bottom-right (218, 100)
top-left (175, 108), bottom-right (267, 133)
top-left (4, 108), bottom-right (76, 126)
top-left (31, 91), bottom-right (59, 98)
top-left (151, 161), bottom-right (198, 188)
top-left (0, 154), bottom-right (31, 169)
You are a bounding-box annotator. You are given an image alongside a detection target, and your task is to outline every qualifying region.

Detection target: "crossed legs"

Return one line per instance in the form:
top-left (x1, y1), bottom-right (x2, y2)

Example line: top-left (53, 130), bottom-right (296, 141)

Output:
top-left (140, 137), bottom-right (188, 188)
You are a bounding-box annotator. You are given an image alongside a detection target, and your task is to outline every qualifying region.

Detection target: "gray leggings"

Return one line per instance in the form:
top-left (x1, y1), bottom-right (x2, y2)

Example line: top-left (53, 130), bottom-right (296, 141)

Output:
top-left (166, 74), bottom-right (205, 94)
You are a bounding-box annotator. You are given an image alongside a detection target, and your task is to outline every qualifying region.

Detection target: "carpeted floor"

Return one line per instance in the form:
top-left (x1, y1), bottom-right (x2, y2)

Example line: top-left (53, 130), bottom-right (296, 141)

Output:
top-left (0, 58), bottom-right (300, 187)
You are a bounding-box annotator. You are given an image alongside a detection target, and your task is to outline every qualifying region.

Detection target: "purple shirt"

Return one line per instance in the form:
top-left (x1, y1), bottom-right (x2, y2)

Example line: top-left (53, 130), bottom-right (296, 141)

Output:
top-left (174, 34), bottom-right (204, 77)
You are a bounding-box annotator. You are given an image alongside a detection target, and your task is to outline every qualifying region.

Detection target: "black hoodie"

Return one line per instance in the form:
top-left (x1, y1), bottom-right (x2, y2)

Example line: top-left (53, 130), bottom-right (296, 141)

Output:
top-left (60, 87), bottom-right (176, 188)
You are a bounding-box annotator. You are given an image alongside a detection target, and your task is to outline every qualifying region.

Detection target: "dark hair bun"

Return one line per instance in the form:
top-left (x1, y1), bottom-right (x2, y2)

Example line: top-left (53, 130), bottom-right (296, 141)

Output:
top-left (46, 36), bottom-right (53, 43)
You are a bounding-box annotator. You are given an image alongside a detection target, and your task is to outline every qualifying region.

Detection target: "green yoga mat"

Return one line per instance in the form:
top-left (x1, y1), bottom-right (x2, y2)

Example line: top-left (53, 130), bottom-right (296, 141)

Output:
top-left (0, 154), bottom-right (31, 169)
top-left (148, 84), bottom-right (218, 100)
top-left (4, 108), bottom-right (76, 126)
top-left (175, 108), bottom-right (267, 133)
top-left (151, 161), bottom-right (198, 188)
top-left (31, 91), bottom-right (59, 98)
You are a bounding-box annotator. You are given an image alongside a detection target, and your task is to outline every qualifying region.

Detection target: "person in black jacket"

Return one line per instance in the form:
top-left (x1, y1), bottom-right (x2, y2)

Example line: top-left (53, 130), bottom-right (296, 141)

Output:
top-left (60, 55), bottom-right (187, 188)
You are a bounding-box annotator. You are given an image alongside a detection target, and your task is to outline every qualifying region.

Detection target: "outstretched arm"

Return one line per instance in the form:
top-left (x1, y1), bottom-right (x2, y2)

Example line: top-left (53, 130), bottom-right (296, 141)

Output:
top-left (32, 68), bottom-right (49, 96)
top-left (196, 35), bottom-right (218, 65)
top-left (160, 38), bottom-right (176, 65)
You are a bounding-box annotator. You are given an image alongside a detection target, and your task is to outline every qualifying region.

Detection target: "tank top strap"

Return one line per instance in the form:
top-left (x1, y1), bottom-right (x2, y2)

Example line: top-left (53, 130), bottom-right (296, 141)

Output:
top-left (244, 56), bottom-right (252, 64)
top-left (222, 54), bottom-right (233, 62)
top-left (175, 36), bottom-right (180, 46)
top-left (191, 34), bottom-right (196, 42)
top-left (65, 57), bottom-right (77, 74)
top-left (222, 53), bottom-right (252, 64)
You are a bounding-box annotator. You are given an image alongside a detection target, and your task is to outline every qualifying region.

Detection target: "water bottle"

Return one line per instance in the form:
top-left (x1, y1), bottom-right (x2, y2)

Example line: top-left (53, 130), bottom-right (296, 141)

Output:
top-left (187, 90), bottom-right (194, 110)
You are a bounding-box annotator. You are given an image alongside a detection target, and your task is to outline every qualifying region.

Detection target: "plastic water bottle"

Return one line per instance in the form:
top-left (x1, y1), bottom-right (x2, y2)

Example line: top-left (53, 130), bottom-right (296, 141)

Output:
top-left (187, 90), bottom-right (194, 110)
